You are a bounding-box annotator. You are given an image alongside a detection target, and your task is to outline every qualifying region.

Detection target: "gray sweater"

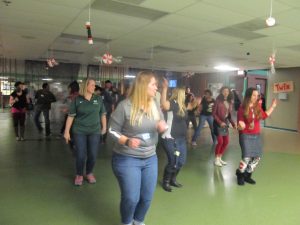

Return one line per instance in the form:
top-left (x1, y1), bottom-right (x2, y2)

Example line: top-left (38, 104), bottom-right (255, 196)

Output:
top-left (108, 99), bottom-right (163, 158)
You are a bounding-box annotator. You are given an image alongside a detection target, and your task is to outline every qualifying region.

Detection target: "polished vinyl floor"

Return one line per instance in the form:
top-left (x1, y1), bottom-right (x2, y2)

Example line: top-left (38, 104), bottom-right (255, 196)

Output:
top-left (0, 111), bottom-right (300, 225)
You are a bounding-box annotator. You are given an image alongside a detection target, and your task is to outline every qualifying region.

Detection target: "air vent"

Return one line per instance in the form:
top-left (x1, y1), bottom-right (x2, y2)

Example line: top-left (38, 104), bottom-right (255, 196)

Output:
top-left (123, 56), bottom-right (150, 61)
top-left (60, 33), bottom-right (111, 44)
top-left (49, 49), bottom-right (84, 55)
top-left (152, 46), bottom-right (189, 54)
top-left (92, 0), bottom-right (168, 20)
top-left (213, 27), bottom-right (266, 40)
top-left (112, 0), bottom-right (146, 5)
top-left (21, 35), bottom-right (36, 40)
top-left (233, 18), bottom-right (267, 31)
top-left (285, 45), bottom-right (300, 52)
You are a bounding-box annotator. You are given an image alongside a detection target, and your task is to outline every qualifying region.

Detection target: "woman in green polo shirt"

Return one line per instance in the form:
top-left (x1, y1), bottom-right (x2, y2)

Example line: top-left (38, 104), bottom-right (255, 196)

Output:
top-left (64, 78), bottom-right (107, 186)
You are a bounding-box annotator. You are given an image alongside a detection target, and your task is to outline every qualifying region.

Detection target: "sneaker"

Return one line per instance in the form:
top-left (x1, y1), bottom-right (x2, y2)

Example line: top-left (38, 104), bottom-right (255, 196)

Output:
top-left (220, 158), bottom-right (227, 165)
top-left (191, 141), bottom-right (197, 146)
top-left (16, 137), bottom-right (20, 141)
top-left (20, 137), bottom-right (25, 141)
top-left (133, 220), bottom-right (145, 225)
top-left (74, 175), bottom-right (83, 186)
top-left (214, 158), bottom-right (223, 167)
top-left (86, 173), bottom-right (96, 184)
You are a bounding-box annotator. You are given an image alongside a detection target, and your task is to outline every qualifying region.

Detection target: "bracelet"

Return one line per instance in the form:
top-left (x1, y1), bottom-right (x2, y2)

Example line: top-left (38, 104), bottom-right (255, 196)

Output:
top-left (125, 138), bottom-right (130, 146)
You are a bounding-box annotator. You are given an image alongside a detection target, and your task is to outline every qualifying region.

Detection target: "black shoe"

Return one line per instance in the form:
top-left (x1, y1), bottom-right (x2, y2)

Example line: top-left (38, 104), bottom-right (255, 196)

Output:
top-left (170, 169), bottom-right (183, 188)
top-left (244, 172), bottom-right (256, 184)
top-left (236, 169), bottom-right (245, 186)
top-left (162, 181), bottom-right (172, 192)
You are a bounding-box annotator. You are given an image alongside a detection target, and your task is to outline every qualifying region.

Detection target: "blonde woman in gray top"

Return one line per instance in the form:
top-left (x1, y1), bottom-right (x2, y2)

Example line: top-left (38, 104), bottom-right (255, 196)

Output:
top-left (109, 71), bottom-right (167, 225)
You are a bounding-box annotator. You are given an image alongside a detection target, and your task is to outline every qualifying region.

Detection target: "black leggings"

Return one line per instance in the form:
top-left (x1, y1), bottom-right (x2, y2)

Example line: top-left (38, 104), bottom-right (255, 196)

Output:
top-left (12, 112), bottom-right (26, 138)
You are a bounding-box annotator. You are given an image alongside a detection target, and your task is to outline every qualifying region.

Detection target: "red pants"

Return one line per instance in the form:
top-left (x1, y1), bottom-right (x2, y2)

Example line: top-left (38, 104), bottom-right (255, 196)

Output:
top-left (215, 135), bottom-right (229, 156)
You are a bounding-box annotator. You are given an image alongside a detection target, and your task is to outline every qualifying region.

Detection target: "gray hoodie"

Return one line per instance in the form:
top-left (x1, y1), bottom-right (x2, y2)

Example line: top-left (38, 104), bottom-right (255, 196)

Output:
top-left (108, 99), bottom-right (163, 158)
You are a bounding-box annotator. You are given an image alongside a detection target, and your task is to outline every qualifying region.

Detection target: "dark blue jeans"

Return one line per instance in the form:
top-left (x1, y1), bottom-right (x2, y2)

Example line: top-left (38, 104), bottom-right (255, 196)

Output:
top-left (192, 115), bottom-right (216, 143)
top-left (162, 137), bottom-right (187, 173)
top-left (73, 133), bottom-right (101, 175)
top-left (112, 153), bottom-right (158, 225)
top-left (34, 107), bottom-right (50, 135)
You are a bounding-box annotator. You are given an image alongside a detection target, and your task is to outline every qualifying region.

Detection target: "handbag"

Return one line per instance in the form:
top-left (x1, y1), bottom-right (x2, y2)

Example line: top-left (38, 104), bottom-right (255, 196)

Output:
top-left (217, 126), bottom-right (229, 136)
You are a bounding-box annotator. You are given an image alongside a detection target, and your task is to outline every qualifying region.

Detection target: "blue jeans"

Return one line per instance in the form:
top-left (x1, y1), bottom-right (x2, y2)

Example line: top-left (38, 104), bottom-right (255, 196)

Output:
top-left (192, 115), bottom-right (216, 143)
top-left (34, 107), bottom-right (51, 135)
top-left (112, 153), bottom-right (158, 225)
top-left (162, 137), bottom-right (187, 173)
top-left (73, 133), bottom-right (101, 175)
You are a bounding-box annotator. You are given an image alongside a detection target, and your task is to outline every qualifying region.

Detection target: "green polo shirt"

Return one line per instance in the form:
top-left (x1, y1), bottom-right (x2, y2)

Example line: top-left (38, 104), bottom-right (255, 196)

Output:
top-left (69, 95), bottom-right (106, 134)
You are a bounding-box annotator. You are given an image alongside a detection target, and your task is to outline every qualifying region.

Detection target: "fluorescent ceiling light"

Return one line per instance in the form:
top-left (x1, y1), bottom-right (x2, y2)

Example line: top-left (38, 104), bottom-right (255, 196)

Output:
top-left (214, 65), bottom-right (239, 71)
top-left (42, 78), bottom-right (53, 81)
top-left (237, 70), bottom-right (245, 75)
top-left (124, 74), bottom-right (136, 79)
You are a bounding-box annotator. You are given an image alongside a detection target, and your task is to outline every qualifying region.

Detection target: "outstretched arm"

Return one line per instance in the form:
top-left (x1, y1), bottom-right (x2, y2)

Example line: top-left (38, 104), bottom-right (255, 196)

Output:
top-left (265, 99), bottom-right (277, 116)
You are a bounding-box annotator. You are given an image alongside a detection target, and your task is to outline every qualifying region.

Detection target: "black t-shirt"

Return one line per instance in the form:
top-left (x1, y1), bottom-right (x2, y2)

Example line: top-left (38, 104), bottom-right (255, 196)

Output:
top-left (10, 91), bottom-right (27, 109)
top-left (35, 89), bottom-right (56, 110)
top-left (164, 100), bottom-right (187, 138)
top-left (102, 89), bottom-right (113, 114)
top-left (201, 97), bottom-right (215, 116)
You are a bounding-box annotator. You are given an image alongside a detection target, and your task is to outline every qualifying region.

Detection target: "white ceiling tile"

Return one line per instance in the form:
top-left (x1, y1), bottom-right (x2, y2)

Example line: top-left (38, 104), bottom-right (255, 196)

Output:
top-left (277, 0), bottom-right (300, 7)
top-left (156, 14), bottom-right (223, 32)
top-left (176, 2), bottom-right (254, 26)
top-left (202, 0), bottom-right (292, 17)
top-left (274, 9), bottom-right (300, 30)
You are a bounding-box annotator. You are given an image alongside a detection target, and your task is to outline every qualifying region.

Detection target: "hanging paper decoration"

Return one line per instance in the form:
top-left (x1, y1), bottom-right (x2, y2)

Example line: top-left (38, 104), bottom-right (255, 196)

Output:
top-left (182, 72), bottom-right (195, 78)
top-left (269, 53), bottom-right (276, 74)
top-left (94, 53), bottom-right (123, 65)
top-left (47, 58), bottom-right (59, 68)
top-left (85, 21), bottom-right (93, 44)
top-left (102, 53), bottom-right (113, 64)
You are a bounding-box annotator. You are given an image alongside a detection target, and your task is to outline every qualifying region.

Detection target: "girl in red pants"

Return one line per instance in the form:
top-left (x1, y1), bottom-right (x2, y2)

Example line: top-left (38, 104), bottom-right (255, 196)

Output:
top-left (212, 87), bottom-right (236, 166)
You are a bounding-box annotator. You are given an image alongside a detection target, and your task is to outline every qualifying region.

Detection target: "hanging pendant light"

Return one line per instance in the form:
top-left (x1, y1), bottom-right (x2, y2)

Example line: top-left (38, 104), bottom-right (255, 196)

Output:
top-left (266, 0), bottom-right (276, 27)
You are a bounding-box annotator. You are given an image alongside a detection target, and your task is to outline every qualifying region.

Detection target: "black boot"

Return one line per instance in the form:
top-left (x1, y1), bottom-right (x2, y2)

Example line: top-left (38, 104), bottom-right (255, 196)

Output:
top-left (244, 172), bottom-right (256, 184)
top-left (162, 169), bottom-right (172, 192)
top-left (170, 169), bottom-right (183, 188)
top-left (236, 169), bottom-right (245, 186)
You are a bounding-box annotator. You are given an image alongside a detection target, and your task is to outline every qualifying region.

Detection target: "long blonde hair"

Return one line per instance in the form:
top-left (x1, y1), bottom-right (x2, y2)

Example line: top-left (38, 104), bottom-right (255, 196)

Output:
top-left (169, 88), bottom-right (186, 117)
top-left (128, 71), bottom-right (160, 126)
top-left (79, 78), bottom-right (94, 96)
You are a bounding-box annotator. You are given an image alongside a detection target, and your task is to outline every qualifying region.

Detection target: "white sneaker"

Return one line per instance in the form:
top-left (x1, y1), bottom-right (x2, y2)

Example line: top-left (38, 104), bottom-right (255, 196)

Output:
top-left (220, 158), bottom-right (227, 165)
top-left (192, 141), bottom-right (197, 146)
top-left (214, 158), bottom-right (223, 167)
top-left (133, 220), bottom-right (145, 225)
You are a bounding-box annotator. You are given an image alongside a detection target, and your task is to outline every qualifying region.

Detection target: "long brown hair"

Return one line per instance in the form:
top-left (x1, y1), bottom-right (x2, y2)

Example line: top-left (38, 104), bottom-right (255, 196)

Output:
top-left (127, 71), bottom-right (160, 125)
top-left (242, 87), bottom-right (263, 119)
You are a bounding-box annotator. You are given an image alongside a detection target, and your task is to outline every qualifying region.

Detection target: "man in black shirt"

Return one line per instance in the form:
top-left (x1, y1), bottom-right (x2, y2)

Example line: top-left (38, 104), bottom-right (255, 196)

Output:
top-left (34, 83), bottom-right (56, 136)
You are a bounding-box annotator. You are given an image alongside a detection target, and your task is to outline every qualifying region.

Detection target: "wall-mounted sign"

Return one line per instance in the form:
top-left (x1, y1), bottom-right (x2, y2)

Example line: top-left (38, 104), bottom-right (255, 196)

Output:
top-left (273, 81), bottom-right (294, 93)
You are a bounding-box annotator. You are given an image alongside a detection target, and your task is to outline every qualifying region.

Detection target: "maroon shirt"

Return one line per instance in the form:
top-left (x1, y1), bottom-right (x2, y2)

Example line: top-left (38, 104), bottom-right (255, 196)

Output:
top-left (212, 98), bottom-right (235, 127)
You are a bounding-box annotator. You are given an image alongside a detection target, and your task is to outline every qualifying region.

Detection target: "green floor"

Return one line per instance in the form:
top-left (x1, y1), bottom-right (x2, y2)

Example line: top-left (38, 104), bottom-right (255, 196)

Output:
top-left (0, 111), bottom-right (300, 225)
